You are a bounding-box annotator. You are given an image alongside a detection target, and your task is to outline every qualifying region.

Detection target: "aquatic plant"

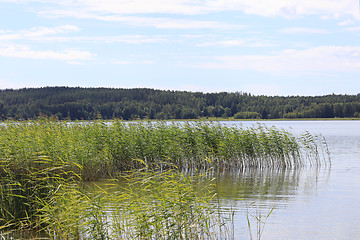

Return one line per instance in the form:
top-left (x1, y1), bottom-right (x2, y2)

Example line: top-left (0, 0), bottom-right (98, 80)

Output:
top-left (0, 119), bottom-right (328, 180)
top-left (247, 202), bottom-right (275, 240)
top-left (0, 154), bottom-right (80, 235)
top-left (36, 168), bottom-right (232, 239)
top-left (0, 118), bottom-right (329, 237)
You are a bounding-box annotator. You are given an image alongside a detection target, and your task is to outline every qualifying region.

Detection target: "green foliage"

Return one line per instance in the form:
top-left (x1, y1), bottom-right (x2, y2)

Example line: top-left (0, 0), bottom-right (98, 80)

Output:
top-left (0, 87), bottom-right (360, 120)
top-left (29, 169), bottom-right (228, 239)
top-left (234, 111), bottom-right (261, 119)
top-left (0, 119), bottom-right (328, 181)
top-left (0, 154), bottom-right (80, 233)
top-left (2, 120), bottom-right (325, 177)
top-left (110, 169), bottom-right (220, 239)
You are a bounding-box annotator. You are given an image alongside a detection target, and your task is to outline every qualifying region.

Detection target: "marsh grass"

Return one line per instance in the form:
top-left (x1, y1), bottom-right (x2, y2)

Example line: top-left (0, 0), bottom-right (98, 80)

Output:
top-left (0, 119), bottom-right (328, 179)
top-left (0, 153), bottom-right (80, 231)
top-left (36, 168), bottom-right (233, 239)
top-left (0, 118), bottom-right (329, 238)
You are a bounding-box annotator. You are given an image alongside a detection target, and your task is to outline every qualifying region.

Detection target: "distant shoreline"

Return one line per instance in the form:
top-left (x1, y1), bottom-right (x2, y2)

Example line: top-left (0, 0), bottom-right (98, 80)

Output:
top-left (3, 117), bottom-right (360, 122)
top-left (201, 117), bottom-right (360, 121)
top-left (106, 117), bottom-right (360, 122)
top-left (1, 87), bottom-right (360, 121)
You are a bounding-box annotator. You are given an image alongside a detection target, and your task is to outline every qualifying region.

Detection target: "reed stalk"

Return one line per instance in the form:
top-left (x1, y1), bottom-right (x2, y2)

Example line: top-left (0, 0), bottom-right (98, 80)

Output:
top-left (0, 119), bottom-right (328, 179)
top-left (0, 118), bottom-right (329, 238)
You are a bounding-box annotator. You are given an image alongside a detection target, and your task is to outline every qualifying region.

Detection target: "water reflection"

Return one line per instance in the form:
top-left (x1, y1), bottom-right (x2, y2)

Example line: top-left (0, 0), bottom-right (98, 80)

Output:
top-left (213, 166), bottom-right (330, 206)
top-left (202, 167), bottom-right (330, 239)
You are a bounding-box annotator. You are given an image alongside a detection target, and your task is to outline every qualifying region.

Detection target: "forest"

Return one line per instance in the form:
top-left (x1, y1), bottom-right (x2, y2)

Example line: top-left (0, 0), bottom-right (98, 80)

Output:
top-left (0, 86), bottom-right (360, 120)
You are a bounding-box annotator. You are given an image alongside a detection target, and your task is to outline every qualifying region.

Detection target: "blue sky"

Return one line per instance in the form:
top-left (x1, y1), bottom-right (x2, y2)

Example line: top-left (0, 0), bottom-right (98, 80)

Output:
top-left (0, 0), bottom-right (359, 96)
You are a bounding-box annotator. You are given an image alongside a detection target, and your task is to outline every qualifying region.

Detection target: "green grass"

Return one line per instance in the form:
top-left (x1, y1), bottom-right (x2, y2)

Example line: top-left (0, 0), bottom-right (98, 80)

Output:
top-left (0, 154), bottom-right (80, 235)
top-left (0, 119), bottom-right (328, 178)
top-left (39, 168), bottom-right (228, 240)
top-left (0, 118), bottom-right (329, 238)
top-left (2, 168), bottom-right (231, 239)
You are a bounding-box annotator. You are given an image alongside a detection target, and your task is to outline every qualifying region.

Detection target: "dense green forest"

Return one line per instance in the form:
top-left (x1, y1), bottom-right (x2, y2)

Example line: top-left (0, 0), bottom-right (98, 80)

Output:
top-left (0, 87), bottom-right (360, 120)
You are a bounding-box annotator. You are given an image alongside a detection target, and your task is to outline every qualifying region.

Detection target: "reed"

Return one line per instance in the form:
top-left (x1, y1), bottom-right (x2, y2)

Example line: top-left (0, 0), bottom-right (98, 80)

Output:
top-left (36, 168), bottom-right (232, 239)
top-left (0, 118), bottom-right (329, 237)
top-left (0, 154), bottom-right (80, 235)
top-left (0, 119), bottom-right (328, 180)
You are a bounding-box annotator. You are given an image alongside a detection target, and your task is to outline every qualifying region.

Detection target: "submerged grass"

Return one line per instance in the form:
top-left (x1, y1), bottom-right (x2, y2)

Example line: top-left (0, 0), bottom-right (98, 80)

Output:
top-left (0, 118), bottom-right (329, 238)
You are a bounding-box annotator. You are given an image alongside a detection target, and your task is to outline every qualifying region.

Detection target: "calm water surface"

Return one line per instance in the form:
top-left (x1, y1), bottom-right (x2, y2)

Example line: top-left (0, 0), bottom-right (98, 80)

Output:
top-left (217, 120), bottom-right (360, 240)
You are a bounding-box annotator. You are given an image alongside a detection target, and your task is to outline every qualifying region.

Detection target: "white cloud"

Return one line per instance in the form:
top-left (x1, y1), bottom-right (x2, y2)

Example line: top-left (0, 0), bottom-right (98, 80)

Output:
top-left (206, 0), bottom-right (358, 18)
top-left (67, 61), bottom-right (84, 65)
top-left (344, 27), bottom-right (360, 32)
top-left (0, 26), bottom-right (94, 63)
top-left (0, 25), bottom-right (81, 41)
top-left (24, 25), bottom-right (81, 37)
top-left (197, 39), bottom-right (277, 47)
top-left (39, 11), bottom-right (244, 29)
top-left (0, 25), bottom-right (168, 44)
top-left (338, 19), bottom-right (355, 26)
top-left (111, 60), bottom-right (154, 65)
top-left (2, 0), bottom-right (358, 19)
top-left (32, 35), bottom-right (168, 44)
top-left (0, 44), bottom-right (94, 61)
top-left (194, 46), bottom-right (360, 74)
top-left (280, 27), bottom-right (329, 34)
top-left (58, 0), bottom-right (209, 15)
top-left (34, 0), bottom-right (359, 19)
top-left (198, 40), bottom-right (245, 47)
top-left (140, 60), bottom-right (155, 64)
top-left (98, 15), bottom-right (242, 29)
top-left (247, 42), bottom-right (278, 47)
top-left (97, 35), bottom-right (167, 44)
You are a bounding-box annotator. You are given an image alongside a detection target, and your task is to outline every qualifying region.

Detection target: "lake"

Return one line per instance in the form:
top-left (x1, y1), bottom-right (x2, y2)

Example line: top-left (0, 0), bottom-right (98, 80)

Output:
top-left (215, 120), bottom-right (360, 239)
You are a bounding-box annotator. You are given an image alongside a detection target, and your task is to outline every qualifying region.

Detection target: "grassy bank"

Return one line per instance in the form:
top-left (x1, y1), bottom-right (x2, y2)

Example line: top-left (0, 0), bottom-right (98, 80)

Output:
top-left (0, 119), bottom-right (329, 238)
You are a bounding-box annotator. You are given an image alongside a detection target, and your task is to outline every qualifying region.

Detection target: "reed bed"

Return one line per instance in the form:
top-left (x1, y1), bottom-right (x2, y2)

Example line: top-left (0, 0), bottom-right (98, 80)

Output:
top-left (0, 119), bottom-right (328, 179)
top-left (2, 167), bottom-right (232, 239)
top-left (0, 154), bottom-right (81, 236)
top-left (36, 168), bottom-right (234, 240)
top-left (0, 118), bottom-right (329, 238)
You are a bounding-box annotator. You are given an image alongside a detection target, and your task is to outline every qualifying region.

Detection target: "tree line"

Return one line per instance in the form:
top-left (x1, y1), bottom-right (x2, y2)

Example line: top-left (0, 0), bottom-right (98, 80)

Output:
top-left (0, 86), bottom-right (359, 120)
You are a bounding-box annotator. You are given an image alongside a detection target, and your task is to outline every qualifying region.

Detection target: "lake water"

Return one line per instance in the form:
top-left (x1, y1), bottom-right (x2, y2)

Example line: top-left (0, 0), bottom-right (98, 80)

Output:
top-left (216, 120), bottom-right (360, 240)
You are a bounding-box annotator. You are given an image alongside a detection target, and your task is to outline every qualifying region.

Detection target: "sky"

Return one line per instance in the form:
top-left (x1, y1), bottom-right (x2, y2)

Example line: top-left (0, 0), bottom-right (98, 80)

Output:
top-left (0, 0), bottom-right (359, 96)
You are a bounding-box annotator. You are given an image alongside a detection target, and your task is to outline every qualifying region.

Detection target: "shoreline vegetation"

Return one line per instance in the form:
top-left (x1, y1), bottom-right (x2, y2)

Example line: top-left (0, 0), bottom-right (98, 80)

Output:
top-left (1, 87), bottom-right (360, 121)
top-left (132, 117), bottom-right (360, 122)
top-left (0, 119), bottom-right (330, 239)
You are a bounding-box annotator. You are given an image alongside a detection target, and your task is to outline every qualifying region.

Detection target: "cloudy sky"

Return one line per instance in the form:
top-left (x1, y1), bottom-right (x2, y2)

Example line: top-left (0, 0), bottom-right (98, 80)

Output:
top-left (0, 0), bottom-right (359, 95)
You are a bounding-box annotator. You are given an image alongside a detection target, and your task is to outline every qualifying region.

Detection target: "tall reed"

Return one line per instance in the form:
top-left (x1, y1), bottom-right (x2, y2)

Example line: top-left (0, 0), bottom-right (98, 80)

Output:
top-left (0, 118), bottom-right (329, 237)
top-left (36, 168), bottom-right (233, 239)
top-left (0, 119), bottom-right (328, 180)
top-left (0, 154), bottom-right (80, 234)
